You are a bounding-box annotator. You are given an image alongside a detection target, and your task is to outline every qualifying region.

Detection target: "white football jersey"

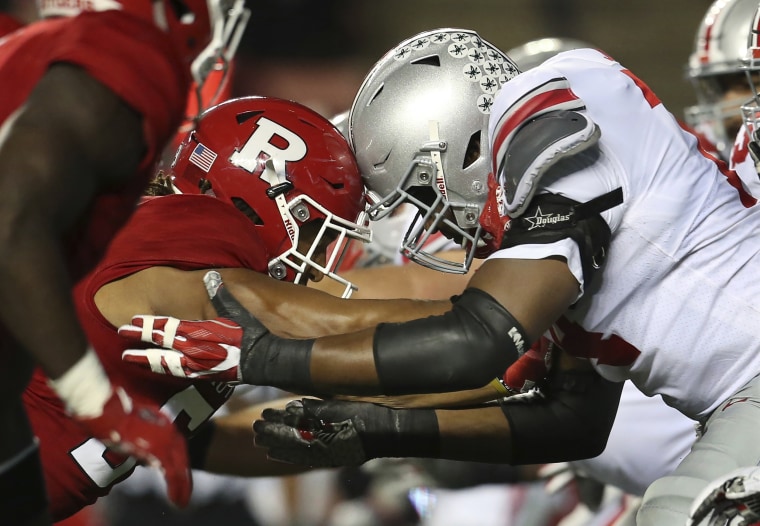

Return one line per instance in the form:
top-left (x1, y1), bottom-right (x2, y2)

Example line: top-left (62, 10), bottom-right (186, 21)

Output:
top-left (487, 49), bottom-right (760, 420)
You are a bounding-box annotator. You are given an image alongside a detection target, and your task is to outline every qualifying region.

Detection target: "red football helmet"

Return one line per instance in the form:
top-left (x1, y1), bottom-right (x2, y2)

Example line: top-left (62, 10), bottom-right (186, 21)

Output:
top-left (170, 96), bottom-right (372, 297)
top-left (37, 0), bottom-right (249, 114)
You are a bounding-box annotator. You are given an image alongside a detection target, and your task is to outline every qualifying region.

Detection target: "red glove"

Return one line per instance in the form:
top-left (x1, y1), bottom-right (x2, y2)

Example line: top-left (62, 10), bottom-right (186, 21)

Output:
top-left (120, 315), bottom-right (243, 382)
top-left (503, 337), bottom-right (553, 392)
top-left (49, 349), bottom-right (192, 508)
top-left (73, 386), bottom-right (193, 508)
top-left (120, 270), bottom-right (271, 383)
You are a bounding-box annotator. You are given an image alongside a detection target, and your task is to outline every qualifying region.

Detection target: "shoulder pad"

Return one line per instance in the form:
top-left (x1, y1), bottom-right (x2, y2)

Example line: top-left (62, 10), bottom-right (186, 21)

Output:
top-left (499, 110), bottom-right (600, 217)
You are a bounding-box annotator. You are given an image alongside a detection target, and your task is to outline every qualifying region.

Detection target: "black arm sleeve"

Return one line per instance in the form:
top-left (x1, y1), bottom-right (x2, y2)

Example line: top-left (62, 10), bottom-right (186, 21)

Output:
top-left (373, 288), bottom-right (530, 395)
top-left (500, 367), bottom-right (623, 464)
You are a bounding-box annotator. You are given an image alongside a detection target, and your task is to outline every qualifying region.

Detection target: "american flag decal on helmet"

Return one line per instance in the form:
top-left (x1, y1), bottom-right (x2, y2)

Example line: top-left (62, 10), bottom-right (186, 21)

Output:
top-left (189, 143), bottom-right (218, 172)
top-left (491, 76), bottom-right (585, 176)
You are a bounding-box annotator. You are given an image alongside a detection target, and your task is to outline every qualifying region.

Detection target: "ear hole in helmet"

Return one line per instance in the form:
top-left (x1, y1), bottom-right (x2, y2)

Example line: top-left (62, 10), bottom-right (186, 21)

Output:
top-left (373, 150), bottom-right (392, 171)
top-left (198, 177), bottom-right (213, 193)
top-left (411, 55), bottom-right (441, 67)
top-left (367, 85), bottom-right (384, 106)
top-left (236, 111), bottom-right (264, 124)
top-left (231, 197), bottom-right (264, 225)
top-left (321, 178), bottom-right (345, 190)
top-left (463, 131), bottom-right (481, 169)
top-left (145, 171), bottom-right (175, 196)
top-left (407, 186), bottom-right (438, 208)
top-left (168, 0), bottom-right (194, 23)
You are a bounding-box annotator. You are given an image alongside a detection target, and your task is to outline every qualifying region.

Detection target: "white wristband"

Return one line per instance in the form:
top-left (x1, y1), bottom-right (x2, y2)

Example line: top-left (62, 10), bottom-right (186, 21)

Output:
top-left (48, 348), bottom-right (112, 418)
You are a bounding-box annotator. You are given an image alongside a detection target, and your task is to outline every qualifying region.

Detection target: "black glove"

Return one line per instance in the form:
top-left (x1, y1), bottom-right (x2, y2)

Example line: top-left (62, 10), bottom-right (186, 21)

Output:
top-left (253, 398), bottom-right (439, 468)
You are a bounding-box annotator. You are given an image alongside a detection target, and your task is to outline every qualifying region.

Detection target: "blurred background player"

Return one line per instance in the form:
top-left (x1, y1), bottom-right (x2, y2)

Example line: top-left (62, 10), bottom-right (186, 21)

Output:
top-left (725, 0), bottom-right (760, 202)
top-left (687, 6), bottom-right (760, 524)
top-left (0, 0), bottom-right (249, 523)
top-left (507, 36), bottom-right (594, 71)
top-left (684, 0), bottom-right (760, 162)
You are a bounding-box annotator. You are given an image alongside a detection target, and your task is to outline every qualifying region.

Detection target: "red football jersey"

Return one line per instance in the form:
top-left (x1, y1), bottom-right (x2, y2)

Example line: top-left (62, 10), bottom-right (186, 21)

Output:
top-left (23, 195), bottom-right (270, 520)
top-left (0, 13), bottom-right (22, 37)
top-left (0, 12), bottom-right (189, 278)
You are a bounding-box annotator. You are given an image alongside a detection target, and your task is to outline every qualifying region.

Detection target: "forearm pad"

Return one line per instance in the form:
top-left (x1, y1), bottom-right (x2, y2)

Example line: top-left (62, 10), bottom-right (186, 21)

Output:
top-left (373, 288), bottom-right (529, 395)
top-left (361, 406), bottom-right (440, 459)
top-left (240, 334), bottom-right (314, 392)
top-left (304, 399), bottom-right (440, 459)
top-left (501, 368), bottom-right (623, 464)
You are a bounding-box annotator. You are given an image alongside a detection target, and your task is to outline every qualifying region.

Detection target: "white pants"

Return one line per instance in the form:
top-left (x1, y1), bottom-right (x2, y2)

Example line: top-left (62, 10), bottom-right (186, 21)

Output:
top-left (637, 374), bottom-right (760, 525)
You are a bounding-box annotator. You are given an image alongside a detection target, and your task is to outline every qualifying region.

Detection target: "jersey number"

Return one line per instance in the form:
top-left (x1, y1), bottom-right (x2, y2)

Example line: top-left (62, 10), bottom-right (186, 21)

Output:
top-left (69, 385), bottom-right (217, 488)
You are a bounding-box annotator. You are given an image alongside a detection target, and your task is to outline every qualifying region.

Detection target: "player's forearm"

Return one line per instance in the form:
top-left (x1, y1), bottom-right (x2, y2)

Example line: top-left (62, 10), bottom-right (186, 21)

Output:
top-left (237, 288), bottom-right (524, 396)
top-left (336, 381), bottom-right (505, 409)
top-left (311, 254), bottom-right (477, 301)
top-left (219, 267), bottom-right (450, 339)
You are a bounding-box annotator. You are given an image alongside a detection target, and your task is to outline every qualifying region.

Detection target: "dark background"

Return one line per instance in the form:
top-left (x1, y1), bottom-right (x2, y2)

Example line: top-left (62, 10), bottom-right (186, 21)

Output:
top-left (2, 0), bottom-right (715, 119)
top-left (229, 0), bottom-right (715, 119)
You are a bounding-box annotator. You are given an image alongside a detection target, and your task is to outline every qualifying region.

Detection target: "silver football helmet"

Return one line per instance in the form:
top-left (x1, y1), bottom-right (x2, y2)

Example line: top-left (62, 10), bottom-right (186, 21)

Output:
top-left (685, 0), bottom-right (759, 160)
top-left (507, 37), bottom-right (593, 72)
top-left (348, 28), bottom-right (520, 274)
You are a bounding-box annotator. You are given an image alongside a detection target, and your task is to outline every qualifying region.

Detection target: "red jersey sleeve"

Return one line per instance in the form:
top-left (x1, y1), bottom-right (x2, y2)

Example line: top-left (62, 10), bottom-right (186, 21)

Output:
top-left (50, 12), bottom-right (190, 171)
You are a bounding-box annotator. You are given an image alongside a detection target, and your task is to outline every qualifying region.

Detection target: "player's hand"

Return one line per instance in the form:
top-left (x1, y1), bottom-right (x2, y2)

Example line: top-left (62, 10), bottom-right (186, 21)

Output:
top-left (73, 386), bottom-right (192, 508)
top-left (688, 466), bottom-right (760, 526)
top-left (120, 271), bottom-right (269, 383)
top-left (253, 398), bottom-right (376, 468)
top-left (120, 315), bottom-right (245, 382)
top-left (503, 338), bottom-right (553, 393)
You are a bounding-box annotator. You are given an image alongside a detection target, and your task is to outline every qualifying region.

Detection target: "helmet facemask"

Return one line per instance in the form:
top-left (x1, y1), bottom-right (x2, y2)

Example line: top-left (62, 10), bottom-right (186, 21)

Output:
top-left (742, 73), bottom-right (760, 143)
top-left (686, 73), bottom-right (750, 155)
top-left (364, 128), bottom-right (481, 274)
top-left (262, 159), bottom-right (372, 298)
